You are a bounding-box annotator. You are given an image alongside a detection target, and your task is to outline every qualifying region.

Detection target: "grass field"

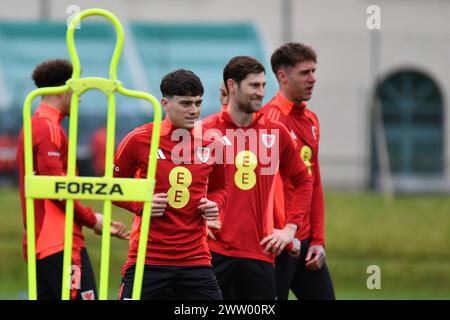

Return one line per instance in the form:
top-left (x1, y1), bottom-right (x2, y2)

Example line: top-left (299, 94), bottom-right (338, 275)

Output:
top-left (1, 188), bottom-right (449, 300)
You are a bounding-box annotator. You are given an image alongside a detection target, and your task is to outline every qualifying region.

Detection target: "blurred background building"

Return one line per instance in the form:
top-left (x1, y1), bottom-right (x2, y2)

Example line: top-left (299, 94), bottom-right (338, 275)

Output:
top-left (0, 0), bottom-right (448, 193)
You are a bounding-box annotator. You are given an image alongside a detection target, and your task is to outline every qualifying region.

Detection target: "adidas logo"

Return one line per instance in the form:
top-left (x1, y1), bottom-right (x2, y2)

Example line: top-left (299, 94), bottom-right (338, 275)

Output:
top-left (222, 136), bottom-right (232, 146)
top-left (312, 126), bottom-right (317, 141)
top-left (156, 148), bottom-right (166, 160)
top-left (290, 130), bottom-right (297, 140)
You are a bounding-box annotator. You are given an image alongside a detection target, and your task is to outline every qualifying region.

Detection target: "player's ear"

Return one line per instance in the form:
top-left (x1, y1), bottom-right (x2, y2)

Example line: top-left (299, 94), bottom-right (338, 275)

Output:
top-left (226, 79), bottom-right (236, 94)
top-left (161, 97), bottom-right (169, 112)
top-left (277, 68), bottom-right (287, 84)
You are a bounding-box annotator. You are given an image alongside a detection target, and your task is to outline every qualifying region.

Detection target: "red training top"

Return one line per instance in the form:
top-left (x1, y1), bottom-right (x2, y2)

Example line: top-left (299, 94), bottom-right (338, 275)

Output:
top-left (202, 109), bottom-right (312, 263)
top-left (113, 119), bottom-right (228, 275)
top-left (263, 91), bottom-right (325, 246)
top-left (17, 103), bottom-right (97, 263)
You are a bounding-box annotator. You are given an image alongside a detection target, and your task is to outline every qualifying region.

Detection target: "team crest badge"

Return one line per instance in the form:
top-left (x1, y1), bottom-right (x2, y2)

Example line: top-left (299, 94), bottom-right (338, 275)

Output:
top-left (261, 133), bottom-right (276, 148)
top-left (81, 290), bottom-right (95, 300)
top-left (197, 147), bottom-right (211, 163)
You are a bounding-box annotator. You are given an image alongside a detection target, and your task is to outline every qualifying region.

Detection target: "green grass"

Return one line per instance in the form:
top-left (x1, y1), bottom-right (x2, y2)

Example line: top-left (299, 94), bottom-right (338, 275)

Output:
top-left (323, 193), bottom-right (450, 300)
top-left (0, 190), bottom-right (133, 300)
top-left (1, 188), bottom-right (450, 299)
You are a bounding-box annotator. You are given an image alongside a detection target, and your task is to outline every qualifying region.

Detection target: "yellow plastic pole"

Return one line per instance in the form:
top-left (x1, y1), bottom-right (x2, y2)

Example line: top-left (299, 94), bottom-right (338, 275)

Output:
top-left (23, 8), bottom-right (161, 300)
top-left (23, 85), bottom-right (69, 300)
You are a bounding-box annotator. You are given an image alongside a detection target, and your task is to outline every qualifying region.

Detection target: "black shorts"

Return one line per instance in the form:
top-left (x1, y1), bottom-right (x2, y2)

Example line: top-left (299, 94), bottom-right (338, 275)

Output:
top-left (118, 265), bottom-right (222, 300)
top-left (275, 239), bottom-right (335, 300)
top-left (36, 247), bottom-right (97, 300)
top-left (211, 252), bottom-right (275, 300)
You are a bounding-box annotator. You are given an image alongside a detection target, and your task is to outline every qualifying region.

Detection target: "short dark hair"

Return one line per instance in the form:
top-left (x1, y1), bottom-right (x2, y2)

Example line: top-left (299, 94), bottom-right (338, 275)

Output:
top-left (32, 59), bottom-right (73, 88)
top-left (223, 56), bottom-right (265, 89)
top-left (271, 42), bottom-right (317, 75)
top-left (160, 69), bottom-right (204, 97)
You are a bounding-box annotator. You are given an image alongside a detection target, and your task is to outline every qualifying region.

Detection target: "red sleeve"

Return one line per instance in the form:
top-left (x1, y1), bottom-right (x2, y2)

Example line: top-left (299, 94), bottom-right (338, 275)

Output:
top-left (35, 123), bottom-right (97, 228)
top-left (310, 148), bottom-right (325, 246)
top-left (112, 130), bottom-right (144, 215)
top-left (206, 160), bottom-right (228, 212)
top-left (278, 125), bottom-right (313, 229)
top-left (206, 146), bottom-right (228, 240)
top-left (272, 173), bottom-right (286, 229)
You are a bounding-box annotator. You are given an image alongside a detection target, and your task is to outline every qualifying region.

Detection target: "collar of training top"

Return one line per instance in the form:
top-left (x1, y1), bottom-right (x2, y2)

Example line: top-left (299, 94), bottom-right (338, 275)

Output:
top-left (159, 117), bottom-right (205, 140)
top-left (272, 91), bottom-right (307, 116)
top-left (219, 107), bottom-right (266, 128)
top-left (36, 102), bottom-right (65, 124)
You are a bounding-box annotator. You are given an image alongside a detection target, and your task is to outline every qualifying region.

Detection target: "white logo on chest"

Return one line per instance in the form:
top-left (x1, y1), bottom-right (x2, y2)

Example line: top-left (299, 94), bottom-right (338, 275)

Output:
top-left (261, 133), bottom-right (276, 148)
top-left (290, 130), bottom-right (297, 140)
top-left (222, 136), bottom-right (232, 146)
top-left (157, 148), bottom-right (166, 160)
top-left (196, 147), bottom-right (211, 163)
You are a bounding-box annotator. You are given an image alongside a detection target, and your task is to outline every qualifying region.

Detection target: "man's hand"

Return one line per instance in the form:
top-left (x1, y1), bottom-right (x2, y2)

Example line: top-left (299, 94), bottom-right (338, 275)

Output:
top-left (206, 219), bottom-right (221, 240)
top-left (305, 244), bottom-right (326, 270)
top-left (151, 193), bottom-right (168, 217)
top-left (93, 213), bottom-right (130, 240)
top-left (288, 238), bottom-right (301, 257)
top-left (260, 223), bottom-right (297, 256)
top-left (198, 198), bottom-right (219, 221)
top-left (109, 220), bottom-right (130, 240)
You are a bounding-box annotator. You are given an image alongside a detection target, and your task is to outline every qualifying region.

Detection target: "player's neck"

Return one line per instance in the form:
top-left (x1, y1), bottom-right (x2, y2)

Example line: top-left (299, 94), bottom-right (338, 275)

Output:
top-left (42, 97), bottom-right (64, 114)
top-left (228, 103), bottom-right (253, 127)
top-left (279, 88), bottom-right (303, 107)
